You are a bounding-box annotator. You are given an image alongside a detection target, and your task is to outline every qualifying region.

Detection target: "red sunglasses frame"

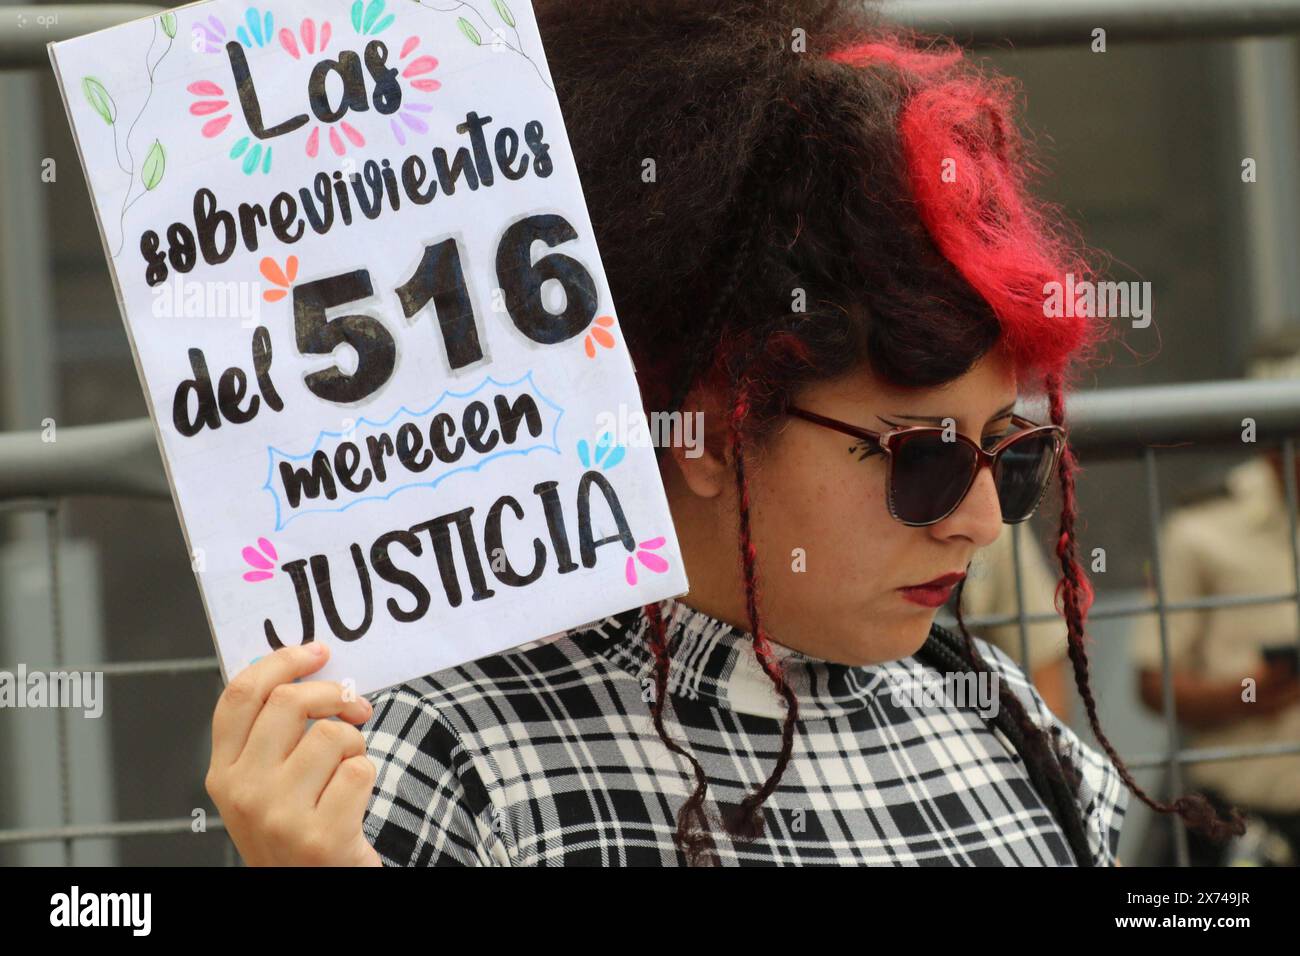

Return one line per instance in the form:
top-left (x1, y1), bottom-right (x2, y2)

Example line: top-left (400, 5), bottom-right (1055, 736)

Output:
top-left (786, 406), bottom-right (1066, 526)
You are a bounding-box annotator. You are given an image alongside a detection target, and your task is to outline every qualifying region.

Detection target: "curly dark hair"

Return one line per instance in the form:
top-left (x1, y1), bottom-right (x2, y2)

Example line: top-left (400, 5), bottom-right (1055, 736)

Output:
top-left (534, 0), bottom-right (1245, 864)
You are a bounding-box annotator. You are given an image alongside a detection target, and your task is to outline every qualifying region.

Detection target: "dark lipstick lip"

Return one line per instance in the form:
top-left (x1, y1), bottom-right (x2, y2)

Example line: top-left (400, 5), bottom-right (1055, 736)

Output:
top-left (899, 571), bottom-right (967, 590)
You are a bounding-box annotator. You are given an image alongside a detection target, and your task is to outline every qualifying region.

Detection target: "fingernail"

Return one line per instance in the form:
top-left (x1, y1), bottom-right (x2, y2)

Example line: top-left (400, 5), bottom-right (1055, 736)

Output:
top-left (307, 643), bottom-right (325, 656)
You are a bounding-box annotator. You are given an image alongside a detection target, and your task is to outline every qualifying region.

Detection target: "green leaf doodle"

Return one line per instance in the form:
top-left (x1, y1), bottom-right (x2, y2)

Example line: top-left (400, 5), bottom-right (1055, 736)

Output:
top-left (141, 140), bottom-right (166, 190)
top-left (492, 0), bottom-right (517, 28)
top-left (81, 77), bottom-right (116, 125)
top-left (160, 12), bottom-right (177, 39)
top-left (457, 17), bottom-right (482, 45)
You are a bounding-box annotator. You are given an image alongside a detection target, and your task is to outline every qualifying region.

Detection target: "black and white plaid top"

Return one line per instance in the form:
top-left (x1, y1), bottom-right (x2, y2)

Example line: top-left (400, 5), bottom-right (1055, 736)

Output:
top-left (361, 596), bottom-right (1127, 865)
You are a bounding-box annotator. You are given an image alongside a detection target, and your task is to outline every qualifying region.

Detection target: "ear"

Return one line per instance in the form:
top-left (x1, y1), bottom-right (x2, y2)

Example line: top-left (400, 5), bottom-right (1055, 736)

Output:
top-left (666, 381), bottom-right (732, 499)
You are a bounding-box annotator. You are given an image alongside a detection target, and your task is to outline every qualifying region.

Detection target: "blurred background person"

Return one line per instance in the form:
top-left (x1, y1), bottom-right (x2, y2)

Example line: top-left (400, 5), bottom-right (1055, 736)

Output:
top-left (1131, 330), bottom-right (1300, 866)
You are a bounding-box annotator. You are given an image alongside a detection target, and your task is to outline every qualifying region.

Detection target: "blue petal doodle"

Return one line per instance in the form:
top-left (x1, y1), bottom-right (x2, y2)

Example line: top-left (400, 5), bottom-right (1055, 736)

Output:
top-left (229, 136), bottom-right (273, 175)
top-left (237, 8), bottom-right (273, 47)
top-left (577, 431), bottom-right (626, 471)
top-left (354, 0), bottom-right (396, 36)
top-left (603, 444), bottom-right (626, 469)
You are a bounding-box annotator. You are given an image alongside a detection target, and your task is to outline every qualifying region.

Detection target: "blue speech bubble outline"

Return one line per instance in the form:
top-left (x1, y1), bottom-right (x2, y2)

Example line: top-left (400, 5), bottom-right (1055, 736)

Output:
top-left (262, 370), bottom-right (565, 531)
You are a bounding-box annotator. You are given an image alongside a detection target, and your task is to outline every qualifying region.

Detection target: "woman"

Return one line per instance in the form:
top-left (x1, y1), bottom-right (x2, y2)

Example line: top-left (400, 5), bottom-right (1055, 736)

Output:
top-left (204, 0), bottom-right (1244, 866)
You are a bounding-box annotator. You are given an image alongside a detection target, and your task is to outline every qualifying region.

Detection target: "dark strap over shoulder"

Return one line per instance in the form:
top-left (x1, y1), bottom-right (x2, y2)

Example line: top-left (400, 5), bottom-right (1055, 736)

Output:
top-left (915, 623), bottom-right (1095, 867)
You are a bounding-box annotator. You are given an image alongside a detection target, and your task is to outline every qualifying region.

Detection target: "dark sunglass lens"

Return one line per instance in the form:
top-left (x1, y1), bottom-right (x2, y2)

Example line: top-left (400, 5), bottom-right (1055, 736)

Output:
top-left (994, 432), bottom-right (1058, 521)
top-left (891, 432), bottom-right (978, 524)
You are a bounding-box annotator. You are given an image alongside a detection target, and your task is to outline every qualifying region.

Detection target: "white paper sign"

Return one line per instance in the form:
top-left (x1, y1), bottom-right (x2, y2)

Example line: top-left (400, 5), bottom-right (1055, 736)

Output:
top-left (48, 0), bottom-right (689, 695)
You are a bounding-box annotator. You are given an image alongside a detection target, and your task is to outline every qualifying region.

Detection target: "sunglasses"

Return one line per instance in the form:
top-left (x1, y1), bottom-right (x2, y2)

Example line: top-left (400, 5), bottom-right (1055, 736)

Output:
top-left (786, 407), bottom-right (1066, 527)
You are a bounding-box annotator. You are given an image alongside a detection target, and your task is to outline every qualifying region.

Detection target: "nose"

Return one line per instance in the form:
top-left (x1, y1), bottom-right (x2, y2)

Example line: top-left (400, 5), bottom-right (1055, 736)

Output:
top-left (929, 462), bottom-right (1003, 548)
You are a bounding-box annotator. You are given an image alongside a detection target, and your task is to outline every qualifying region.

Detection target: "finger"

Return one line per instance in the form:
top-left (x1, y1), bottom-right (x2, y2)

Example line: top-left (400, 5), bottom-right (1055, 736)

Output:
top-left (317, 753), bottom-right (379, 836)
top-left (283, 717), bottom-right (370, 804)
top-left (240, 680), bottom-right (373, 769)
top-left (211, 643), bottom-right (330, 768)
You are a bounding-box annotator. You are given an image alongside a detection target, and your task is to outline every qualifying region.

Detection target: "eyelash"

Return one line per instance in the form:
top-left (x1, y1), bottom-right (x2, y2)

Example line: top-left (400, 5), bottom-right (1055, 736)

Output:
top-left (848, 441), bottom-right (882, 463)
top-left (846, 424), bottom-right (1016, 462)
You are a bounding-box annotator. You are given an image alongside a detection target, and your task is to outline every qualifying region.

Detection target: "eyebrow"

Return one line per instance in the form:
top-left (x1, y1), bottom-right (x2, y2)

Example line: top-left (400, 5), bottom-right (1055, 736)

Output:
top-left (878, 400), bottom-right (1018, 426)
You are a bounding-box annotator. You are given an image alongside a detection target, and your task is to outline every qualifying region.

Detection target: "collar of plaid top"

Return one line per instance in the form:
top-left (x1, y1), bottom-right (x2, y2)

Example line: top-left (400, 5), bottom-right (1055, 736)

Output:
top-left (575, 595), bottom-right (903, 721)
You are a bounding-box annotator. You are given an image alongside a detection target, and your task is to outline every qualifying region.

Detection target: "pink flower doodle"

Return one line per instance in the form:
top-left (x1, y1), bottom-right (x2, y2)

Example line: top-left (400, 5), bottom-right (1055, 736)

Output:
top-left (242, 537), bottom-right (279, 582)
top-left (625, 536), bottom-right (670, 586)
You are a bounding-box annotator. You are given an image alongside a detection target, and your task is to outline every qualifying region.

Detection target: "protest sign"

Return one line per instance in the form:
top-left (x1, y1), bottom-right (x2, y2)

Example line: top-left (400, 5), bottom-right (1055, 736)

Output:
top-left (48, 0), bottom-right (689, 695)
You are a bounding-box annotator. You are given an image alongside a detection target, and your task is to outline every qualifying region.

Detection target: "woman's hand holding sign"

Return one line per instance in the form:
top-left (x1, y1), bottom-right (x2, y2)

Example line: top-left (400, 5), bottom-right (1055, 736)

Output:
top-left (206, 643), bottom-right (381, 866)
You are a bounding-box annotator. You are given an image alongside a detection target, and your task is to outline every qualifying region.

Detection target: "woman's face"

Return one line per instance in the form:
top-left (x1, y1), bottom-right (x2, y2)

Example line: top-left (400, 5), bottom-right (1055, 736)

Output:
top-left (665, 347), bottom-right (1022, 666)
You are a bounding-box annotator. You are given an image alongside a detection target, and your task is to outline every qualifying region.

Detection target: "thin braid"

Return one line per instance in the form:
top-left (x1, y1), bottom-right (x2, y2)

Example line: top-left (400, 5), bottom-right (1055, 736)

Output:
top-left (726, 372), bottom-right (800, 840)
top-left (658, 107), bottom-right (790, 438)
top-left (659, 210), bottom-right (765, 438)
top-left (640, 600), bottom-right (720, 865)
top-left (949, 576), bottom-right (1094, 865)
top-left (1044, 371), bottom-right (1247, 842)
top-left (643, 111), bottom-right (796, 851)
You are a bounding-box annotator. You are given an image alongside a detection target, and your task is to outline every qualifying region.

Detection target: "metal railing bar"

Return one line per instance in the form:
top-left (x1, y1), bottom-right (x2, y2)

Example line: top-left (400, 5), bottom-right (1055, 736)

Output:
top-left (5, 1), bottom-right (1300, 69)
top-left (1124, 740), bottom-right (1300, 770)
top-left (0, 656), bottom-right (220, 676)
top-left (1064, 378), bottom-right (1300, 457)
top-left (964, 588), bottom-right (1300, 629)
top-left (0, 417), bottom-right (167, 500)
top-left (8, 574), bottom-right (1300, 673)
top-left (0, 817), bottom-right (226, 846)
top-left (6, 379), bottom-right (1300, 502)
top-left (883, 0), bottom-right (1300, 47)
top-left (0, 497), bottom-right (56, 514)
top-left (44, 504), bottom-right (73, 865)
